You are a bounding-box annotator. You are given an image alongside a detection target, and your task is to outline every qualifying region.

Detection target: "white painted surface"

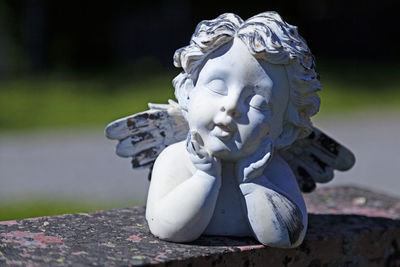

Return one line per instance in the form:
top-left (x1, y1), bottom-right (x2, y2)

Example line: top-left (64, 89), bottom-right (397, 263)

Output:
top-left (145, 11), bottom-right (321, 247)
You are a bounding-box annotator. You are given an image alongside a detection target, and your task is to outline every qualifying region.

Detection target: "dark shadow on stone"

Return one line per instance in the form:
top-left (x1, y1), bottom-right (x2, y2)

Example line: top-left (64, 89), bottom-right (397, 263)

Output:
top-left (191, 235), bottom-right (259, 247)
top-left (189, 213), bottom-right (400, 247)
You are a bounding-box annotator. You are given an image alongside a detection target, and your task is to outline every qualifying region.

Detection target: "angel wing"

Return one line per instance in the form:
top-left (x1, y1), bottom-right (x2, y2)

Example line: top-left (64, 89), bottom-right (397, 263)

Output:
top-left (279, 127), bottom-right (355, 192)
top-left (105, 99), bottom-right (188, 168)
top-left (105, 100), bottom-right (355, 192)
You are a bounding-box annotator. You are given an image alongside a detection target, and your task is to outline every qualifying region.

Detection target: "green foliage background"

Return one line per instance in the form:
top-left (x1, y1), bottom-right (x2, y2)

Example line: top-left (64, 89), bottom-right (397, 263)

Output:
top-left (1, 61), bottom-right (400, 132)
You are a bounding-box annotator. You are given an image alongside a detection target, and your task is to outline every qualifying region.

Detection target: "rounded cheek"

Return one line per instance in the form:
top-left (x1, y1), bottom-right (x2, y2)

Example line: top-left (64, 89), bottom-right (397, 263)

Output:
top-left (237, 114), bottom-right (270, 151)
top-left (187, 92), bottom-right (218, 143)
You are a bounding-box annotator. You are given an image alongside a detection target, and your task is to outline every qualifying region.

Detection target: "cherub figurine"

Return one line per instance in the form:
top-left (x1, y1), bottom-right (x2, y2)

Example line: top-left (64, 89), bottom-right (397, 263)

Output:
top-left (106, 12), bottom-right (355, 248)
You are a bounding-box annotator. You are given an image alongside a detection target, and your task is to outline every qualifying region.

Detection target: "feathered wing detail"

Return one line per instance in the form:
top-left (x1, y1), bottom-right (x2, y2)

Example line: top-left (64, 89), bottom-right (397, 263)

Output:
top-left (279, 127), bottom-right (356, 192)
top-left (105, 102), bottom-right (355, 191)
top-left (105, 99), bottom-right (188, 168)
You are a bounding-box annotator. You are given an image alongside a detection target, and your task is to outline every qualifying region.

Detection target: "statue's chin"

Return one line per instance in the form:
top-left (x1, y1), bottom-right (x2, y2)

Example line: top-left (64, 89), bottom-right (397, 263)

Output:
top-left (207, 136), bottom-right (275, 163)
top-left (212, 151), bottom-right (240, 162)
top-left (206, 141), bottom-right (256, 162)
top-left (206, 146), bottom-right (239, 162)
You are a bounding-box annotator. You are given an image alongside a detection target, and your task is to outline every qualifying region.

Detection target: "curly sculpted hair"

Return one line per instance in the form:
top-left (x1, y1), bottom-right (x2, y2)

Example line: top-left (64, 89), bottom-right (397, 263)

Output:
top-left (173, 12), bottom-right (321, 148)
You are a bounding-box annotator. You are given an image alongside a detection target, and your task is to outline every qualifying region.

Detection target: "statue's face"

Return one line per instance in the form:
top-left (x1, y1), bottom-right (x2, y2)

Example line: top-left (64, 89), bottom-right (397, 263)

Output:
top-left (187, 38), bottom-right (289, 160)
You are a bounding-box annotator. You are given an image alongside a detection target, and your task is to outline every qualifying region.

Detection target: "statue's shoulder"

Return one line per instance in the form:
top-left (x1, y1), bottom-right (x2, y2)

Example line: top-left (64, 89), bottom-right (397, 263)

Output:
top-left (264, 154), bottom-right (299, 190)
top-left (261, 154), bottom-right (306, 212)
top-left (156, 141), bottom-right (188, 162)
top-left (152, 141), bottom-right (194, 177)
top-left (266, 154), bottom-right (295, 178)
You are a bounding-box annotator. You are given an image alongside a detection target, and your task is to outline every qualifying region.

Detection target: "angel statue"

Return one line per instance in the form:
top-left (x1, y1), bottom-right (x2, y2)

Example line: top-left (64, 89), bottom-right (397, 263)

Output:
top-left (105, 12), bottom-right (355, 248)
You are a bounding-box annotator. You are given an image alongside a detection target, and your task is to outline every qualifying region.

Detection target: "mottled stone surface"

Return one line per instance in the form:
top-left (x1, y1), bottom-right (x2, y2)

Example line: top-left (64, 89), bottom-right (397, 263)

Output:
top-left (1, 186), bottom-right (400, 266)
top-left (304, 186), bottom-right (400, 219)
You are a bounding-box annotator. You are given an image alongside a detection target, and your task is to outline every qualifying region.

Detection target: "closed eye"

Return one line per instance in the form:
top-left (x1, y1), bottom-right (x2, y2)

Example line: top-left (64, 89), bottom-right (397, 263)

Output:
top-left (205, 79), bottom-right (228, 96)
top-left (248, 94), bottom-right (271, 111)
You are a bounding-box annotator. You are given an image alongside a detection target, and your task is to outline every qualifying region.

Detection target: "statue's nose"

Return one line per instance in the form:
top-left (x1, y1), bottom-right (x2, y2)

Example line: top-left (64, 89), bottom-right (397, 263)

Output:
top-left (221, 91), bottom-right (242, 118)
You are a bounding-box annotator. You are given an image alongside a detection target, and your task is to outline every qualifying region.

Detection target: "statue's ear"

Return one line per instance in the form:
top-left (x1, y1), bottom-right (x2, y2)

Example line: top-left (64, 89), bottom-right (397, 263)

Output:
top-left (183, 78), bottom-right (194, 98)
top-left (173, 74), bottom-right (194, 121)
top-left (174, 73), bottom-right (194, 110)
top-left (274, 124), bottom-right (299, 149)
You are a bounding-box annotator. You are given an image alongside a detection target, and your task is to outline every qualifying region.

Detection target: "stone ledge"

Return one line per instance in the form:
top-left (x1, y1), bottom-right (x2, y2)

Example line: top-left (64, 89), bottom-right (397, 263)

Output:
top-left (0, 186), bottom-right (399, 266)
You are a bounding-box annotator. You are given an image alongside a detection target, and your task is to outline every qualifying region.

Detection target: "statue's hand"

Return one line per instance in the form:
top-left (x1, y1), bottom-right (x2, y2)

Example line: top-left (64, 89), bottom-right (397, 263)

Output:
top-left (236, 139), bottom-right (273, 184)
top-left (186, 130), bottom-right (221, 177)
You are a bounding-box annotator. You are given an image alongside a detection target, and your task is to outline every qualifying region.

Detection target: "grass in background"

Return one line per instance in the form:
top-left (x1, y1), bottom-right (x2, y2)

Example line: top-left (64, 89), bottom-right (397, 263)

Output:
top-left (316, 60), bottom-right (400, 115)
top-left (0, 197), bottom-right (142, 221)
top-left (0, 70), bottom-right (178, 131)
top-left (1, 60), bottom-right (399, 131)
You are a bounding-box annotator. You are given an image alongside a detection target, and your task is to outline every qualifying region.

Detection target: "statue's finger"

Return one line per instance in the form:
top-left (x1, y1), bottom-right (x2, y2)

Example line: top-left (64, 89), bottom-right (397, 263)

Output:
top-left (253, 151), bottom-right (272, 170)
top-left (191, 131), bottom-right (205, 147)
top-left (186, 134), bottom-right (196, 155)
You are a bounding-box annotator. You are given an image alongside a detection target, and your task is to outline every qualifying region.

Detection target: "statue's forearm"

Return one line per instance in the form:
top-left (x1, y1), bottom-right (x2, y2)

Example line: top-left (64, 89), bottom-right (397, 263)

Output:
top-left (147, 171), bottom-right (221, 242)
top-left (239, 179), bottom-right (306, 248)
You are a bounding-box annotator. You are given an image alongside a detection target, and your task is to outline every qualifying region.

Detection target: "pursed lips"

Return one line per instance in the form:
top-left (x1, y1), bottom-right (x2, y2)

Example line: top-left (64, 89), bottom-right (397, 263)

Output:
top-left (211, 123), bottom-right (236, 140)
